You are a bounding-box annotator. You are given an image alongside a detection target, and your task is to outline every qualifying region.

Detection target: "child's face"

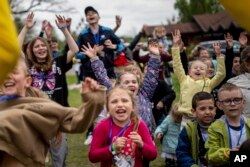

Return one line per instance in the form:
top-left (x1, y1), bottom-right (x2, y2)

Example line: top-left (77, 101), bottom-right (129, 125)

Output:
top-left (199, 50), bottom-right (210, 59)
top-left (189, 61), bottom-right (207, 80)
top-left (108, 89), bottom-right (134, 125)
top-left (192, 99), bottom-right (216, 126)
top-left (32, 39), bottom-right (48, 62)
top-left (217, 89), bottom-right (245, 119)
top-left (1, 62), bottom-right (31, 96)
top-left (232, 57), bottom-right (240, 73)
top-left (204, 59), bottom-right (214, 78)
top-left (119, 73), bottom-right (139, 96)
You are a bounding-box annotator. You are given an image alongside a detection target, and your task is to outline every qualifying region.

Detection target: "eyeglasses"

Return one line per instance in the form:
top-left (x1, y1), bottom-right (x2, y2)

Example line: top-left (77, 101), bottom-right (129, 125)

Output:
top-left (219, 97), bottom-right (243, 106)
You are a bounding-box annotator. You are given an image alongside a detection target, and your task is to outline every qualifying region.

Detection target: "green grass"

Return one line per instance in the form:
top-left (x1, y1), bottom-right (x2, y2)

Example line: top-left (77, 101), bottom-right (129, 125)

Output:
top-left (62, 75), bottom-right (166, 166)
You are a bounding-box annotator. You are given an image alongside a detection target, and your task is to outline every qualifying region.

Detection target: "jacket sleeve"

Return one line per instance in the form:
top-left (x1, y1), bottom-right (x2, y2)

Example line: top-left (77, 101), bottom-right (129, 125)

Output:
top-left (91, 59), bottom-right (112, 90)
top-left (176, 128), bottom-right (198, 167)
top-left (89, 121), bottom-right (113, 162)
top-left (140, 56), bottom-right (160, 100)
top-left (172, 47), bottom-right (187, 82)
top-left (210, 56), bottom-right (226, 89)
top-left (155, 115), bottom-right (170, 136)
top-left (58, 87), bottom-right (106, 133)
top-left (205, 124), bottom-right (230, 166)
top-left (0, 0), bottom-right (20, 85)
top-left (224, 47), bottom-right (234, 81)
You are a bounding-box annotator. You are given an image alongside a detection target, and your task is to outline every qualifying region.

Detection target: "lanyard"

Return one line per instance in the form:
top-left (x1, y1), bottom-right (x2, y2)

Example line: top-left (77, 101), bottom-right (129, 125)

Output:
top-left (226, 118), bottom-right (244, 149)
top-left (108, 119), bottom-right (130, 145)
top-left (93, 33), bottom-right (100, 45)
top-left (0, 95), bottom-right (20, 102)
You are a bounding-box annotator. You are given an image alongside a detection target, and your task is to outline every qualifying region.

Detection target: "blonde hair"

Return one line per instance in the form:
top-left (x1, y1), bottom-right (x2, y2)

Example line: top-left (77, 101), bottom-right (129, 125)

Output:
top-left (170, 103), bottom-right (183, 123)
top-left (106, 86), bottom-right (140, 131)
top-left (123, 64), bottom-right (143, 84)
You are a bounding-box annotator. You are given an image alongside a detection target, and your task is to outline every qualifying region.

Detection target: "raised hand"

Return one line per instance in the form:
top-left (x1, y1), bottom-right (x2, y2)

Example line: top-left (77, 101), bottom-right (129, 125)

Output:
top-left (148, 39), bottom-right (160, 56)
top-left (94, 45), bottom-right (104, 54)
top-left (115, 15), bottom-right (122, 28)
top-left (81, 43), bottom-right (97, 59)
top-left (45, 22), bottom-right (53, 39)
top-left (224, 32), bottom-right (233, 49)
top-left (66, 17), bottom-right (72, 31)
top-left (213, 42), bottom-right (221, 57)
top-left (81, 77), bottom-right (99, 94)
top-left (55, 15), bottom-right (67, 30)
top-left (239, 32), bottom-right (248, 47)
top-left (172, 29), bottom-right (181, 47)
top-left (41, 20), bottom-right (48, 31)
top-left (25, 12), bottom-right (36, 30)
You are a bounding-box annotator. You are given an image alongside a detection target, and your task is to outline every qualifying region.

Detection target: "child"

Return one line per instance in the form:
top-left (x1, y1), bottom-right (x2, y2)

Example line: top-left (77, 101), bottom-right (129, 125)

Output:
top-left (155, 103), bottom-right (183, 167)
top-left (0, 59), bottom-right (105, 167)
top-left (81, 39), bottom-right (161, 137)
top-left (89, 87), bottom-right (157, 167)
top-left (176, 91), bottom-right (216, 167)
top-left (18, 13), bottom-right (79, 166)
top-left (228, 46), bottom-right (250, 117)
top-left (205, 83), bottom-right (250, 166)
top-left (171, 29), bottom-right (225, 126)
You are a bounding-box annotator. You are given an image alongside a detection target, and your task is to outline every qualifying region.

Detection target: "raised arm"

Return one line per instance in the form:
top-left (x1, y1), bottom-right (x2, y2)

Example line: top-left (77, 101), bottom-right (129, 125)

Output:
top-left (113, 15), bottom-right (122, 33)
top-left (210, 42), bottom-right (226, 89)
top-left (224, 33), bottom-right (235, 80)
top-left (18, 12), bottom-right (35, 49)
top-left (81, 43), bottom-right (112, 90)
top-left (140, 39), bottom-right (161, 100)
top-left (172, 29), bottom-right (187, 82)
top-left (55, 15), bottom-right (79, 64)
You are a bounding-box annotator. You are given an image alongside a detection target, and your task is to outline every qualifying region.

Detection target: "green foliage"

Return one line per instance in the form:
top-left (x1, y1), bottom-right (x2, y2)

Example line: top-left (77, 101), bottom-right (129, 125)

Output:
top-left (174, 0), bottom-right (224, 22)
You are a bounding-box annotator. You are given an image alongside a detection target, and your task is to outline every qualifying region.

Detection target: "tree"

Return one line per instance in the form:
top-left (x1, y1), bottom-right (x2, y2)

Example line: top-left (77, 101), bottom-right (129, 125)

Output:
top-left (174, 0), bottom-right (224, 22)
top-left (10, 0), bottom-right (77, 15)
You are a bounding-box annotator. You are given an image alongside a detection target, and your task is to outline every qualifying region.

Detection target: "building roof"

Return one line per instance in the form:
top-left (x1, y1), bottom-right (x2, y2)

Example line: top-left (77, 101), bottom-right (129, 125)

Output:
top-left (143, 11), bottom-right (240, 36)
top-left (193, 11), bottom-right (238, 32)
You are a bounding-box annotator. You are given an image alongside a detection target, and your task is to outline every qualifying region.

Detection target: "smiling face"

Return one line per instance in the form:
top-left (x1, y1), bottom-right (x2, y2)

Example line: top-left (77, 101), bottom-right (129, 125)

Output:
top-left (119, 73), bottom-right (139, 96)
top-left (192, 99), bottom-right (216, 126)
top-left (107, 88), bottom-right (135, 127)
top-left (1, 61), bottom-right (32, 96)
top-left (86, 11), bottom-right (100, 25)
top-left (32, 39), bottom-right (48, 62)
top-left (203, 59), bottom-right (215, 78)
top-left (189, 60), bottom-right (208, 80)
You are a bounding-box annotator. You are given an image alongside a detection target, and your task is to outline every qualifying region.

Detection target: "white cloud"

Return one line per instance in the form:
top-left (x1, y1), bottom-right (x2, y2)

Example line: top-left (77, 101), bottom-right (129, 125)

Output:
top-left (31, 0), bottom-right (177, 39)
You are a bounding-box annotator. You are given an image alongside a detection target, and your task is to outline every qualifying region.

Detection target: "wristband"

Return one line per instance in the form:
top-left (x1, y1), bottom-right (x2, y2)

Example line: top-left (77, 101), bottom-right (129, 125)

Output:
top-left (110, 143), bottom-right (116, 155)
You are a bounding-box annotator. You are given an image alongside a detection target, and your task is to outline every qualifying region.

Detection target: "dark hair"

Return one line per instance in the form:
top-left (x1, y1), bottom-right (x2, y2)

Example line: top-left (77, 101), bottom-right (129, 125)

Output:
top-left (84, 6), bottom-right (99, 16)
top-left (192, 91), bottom-right (214, 109)
top-left (240, 46), bottom-right (250, 73)
top-left (239, 139), bottom-right (250, 152)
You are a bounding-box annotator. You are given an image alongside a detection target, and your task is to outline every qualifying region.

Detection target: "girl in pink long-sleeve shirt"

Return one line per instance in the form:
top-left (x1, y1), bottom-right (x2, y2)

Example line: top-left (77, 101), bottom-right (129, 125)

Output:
top-left (89, 87), bottom-right (157, 167)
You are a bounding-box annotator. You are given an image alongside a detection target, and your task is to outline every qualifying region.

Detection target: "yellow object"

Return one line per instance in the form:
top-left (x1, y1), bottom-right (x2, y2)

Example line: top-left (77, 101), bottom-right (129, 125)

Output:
top-left (0, 0), bottom-right (20, 85)
top-left (220, 0), bottom-right (250, 31)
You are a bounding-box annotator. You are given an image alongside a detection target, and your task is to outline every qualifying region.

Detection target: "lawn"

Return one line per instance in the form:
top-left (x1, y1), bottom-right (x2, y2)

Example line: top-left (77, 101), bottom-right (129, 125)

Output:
top-left (51, 75), bottom-right (166, 167)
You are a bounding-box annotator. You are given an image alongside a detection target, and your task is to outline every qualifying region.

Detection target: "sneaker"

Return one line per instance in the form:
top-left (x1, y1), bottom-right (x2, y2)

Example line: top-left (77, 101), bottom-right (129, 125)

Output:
top-left (84, 134), bottom-right (93, 145)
